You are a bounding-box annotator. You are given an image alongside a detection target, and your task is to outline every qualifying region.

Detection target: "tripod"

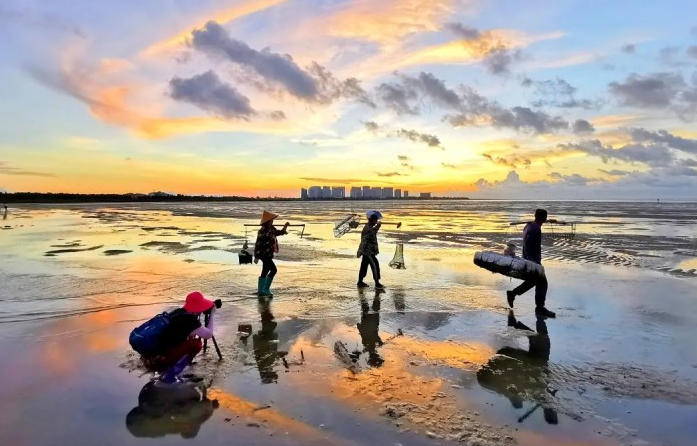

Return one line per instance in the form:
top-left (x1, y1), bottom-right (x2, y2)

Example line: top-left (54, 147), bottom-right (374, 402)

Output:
top-left (203, 311), bottom-right (222, 360)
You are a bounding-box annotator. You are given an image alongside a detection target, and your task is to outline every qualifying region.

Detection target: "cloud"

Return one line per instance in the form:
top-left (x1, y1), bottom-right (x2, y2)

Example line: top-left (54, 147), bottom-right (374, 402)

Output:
top-left (141, 0), bottom-right (289, 57)
top-left (572, 119), bottom-right (595, 135)
top-left (441, 163), bottom-right (457, 169)
top-left (390, 128), bottom-right (444, 149)
top-left (687, 46), bottom-right (697, 60)
top-left (658, 46), bottom-right (686, 67)
top-left (268, 110), bottom-right (286, 121)
top-left (191, 21), bottom-right (371, 105)
top-left (524, 76), bottom-right (602, 110)
top-left (363, 121), bottom-right (380, 134)
top-left (0, 162), bottom-right (56, 177)
top-left (169, 71), bottom-right (254, 119)
top-left (548, 172), bottom-right (595, 185)
top-left (621, 44), bottom-right (636, 54)
top-left (397, 155), bottom-right (410, 162)
top-left (445, 22), bottom-right (523, 74)
top-left (377, 82), bottom-right (419, 115)
top-left (598, 169), bottom-right (632, 176)
top-left (627, 128), bottom-right (697, 154)
top-left (609, 72), bottom-right (697, 119)
top-left (376, 171), bottom-right (405, 177)
top-left (482, 152), bottom-right (531, 168)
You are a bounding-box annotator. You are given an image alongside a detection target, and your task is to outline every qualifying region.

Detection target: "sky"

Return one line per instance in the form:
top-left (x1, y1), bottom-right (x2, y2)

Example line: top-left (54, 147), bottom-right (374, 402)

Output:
top-left (1, 0), bottom-right (697, 199)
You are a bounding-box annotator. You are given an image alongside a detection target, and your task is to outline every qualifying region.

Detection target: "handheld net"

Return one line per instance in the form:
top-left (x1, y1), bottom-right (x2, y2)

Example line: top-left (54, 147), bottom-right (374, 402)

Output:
top-left (334, 214), bottom-right (361, 238)
top-left (389, 243), bottom-right (406, 270)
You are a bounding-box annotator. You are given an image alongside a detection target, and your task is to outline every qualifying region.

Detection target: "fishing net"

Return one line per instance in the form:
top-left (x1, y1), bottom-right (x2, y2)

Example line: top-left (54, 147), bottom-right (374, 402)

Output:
top-left (389, 243), bottom-right (406, 270)
top-left (334, 214), bottom-right (361, 238)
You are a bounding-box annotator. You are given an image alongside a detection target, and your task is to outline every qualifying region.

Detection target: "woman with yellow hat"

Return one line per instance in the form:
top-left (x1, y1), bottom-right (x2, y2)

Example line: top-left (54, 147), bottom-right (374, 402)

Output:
top-left (254, 211), bottom-right (289, 297)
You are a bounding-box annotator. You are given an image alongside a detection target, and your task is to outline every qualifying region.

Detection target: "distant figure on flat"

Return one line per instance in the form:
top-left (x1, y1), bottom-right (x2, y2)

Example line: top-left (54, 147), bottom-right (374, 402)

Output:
top-left (254, 211), bottom-right (289, 297)
top-left (507, 209), bottom-right (556, 318)
top-left (2, 204), bottom-right (7, 220)
top-left (357, 210), bottom-right (384, 289)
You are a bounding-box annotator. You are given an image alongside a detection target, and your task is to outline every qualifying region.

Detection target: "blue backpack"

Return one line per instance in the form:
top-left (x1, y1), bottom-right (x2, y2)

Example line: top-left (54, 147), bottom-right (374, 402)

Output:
top-left (129, 311), bottom-right (177, 357)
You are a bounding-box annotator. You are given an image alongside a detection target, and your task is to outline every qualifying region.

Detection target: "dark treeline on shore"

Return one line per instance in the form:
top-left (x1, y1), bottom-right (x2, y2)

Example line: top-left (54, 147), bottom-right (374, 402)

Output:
top-left (1, 192), bottom-right (469, 204)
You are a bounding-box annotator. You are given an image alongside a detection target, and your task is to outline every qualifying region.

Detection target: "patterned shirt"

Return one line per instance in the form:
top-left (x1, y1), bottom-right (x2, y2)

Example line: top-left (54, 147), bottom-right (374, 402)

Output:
top-left (254, 225), bottom-right (287, 259)
top-left (357, 223), bottom-right (380, 256)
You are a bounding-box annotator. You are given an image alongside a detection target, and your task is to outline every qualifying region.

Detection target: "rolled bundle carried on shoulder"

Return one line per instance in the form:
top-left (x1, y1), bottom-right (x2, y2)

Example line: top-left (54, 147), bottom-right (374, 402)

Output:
top-left (473, 251), bottom-right (545, 281)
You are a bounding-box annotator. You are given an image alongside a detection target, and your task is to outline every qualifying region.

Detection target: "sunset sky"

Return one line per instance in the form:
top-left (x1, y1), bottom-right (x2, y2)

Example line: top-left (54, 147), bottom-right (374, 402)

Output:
top-left (2, 0), bottom-right (697, 199)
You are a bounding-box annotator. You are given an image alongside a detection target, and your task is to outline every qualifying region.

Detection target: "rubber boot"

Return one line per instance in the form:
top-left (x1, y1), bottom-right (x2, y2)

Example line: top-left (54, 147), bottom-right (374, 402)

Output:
top-left (159, 354), bottom-right (192, 384)
top-left (261, 275), bottom-right (274, 297)
top-left (257, 277), bottom-right (265, 296)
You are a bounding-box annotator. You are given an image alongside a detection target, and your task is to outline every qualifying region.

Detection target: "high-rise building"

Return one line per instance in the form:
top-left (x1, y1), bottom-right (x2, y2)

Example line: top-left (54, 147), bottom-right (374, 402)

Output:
top-left (420, 192), bottom-right (432, 198)
top-left (362, 185), bottom-right (371, 198)
top-left (301, 188), bottom-right (308, 199)
top-left (371, 187), bottom-right (382, 198)
top-left (308, 186), bottom-right (322, 198)
top-left (394, 189), bottom-right (402, 199)
top-left (404, 191), bottom-right (409, 199)
top-left (350, 186), bottom-right (362, 198)
top-left (382, 187), bottom-right (394, 199)
top-left (332, 186), bottom-right (345, 199)
top-left (322, 186), bottom-right (332, 198)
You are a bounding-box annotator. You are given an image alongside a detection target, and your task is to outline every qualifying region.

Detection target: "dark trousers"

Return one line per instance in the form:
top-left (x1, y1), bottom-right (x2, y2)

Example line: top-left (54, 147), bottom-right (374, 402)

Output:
top-left (359, 255), bottom-right (381, 282)
top-left (260, 257), bottom-right (277, 279)
top-left (512, 275), bottom-right (548, 307)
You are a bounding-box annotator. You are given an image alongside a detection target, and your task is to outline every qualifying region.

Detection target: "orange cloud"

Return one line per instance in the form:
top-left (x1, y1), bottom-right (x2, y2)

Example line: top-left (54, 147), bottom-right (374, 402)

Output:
top-left (322, 0), bottom-right (462, 46)
top-left (141, 0), bottom-right (289, 58)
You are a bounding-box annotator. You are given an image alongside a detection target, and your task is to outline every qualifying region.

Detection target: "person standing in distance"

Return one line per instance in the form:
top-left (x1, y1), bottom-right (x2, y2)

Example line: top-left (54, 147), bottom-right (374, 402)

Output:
top-left (507, 209), bottom-right (556, 318)
top-left (254, 211), bottom-right (289, 297)
top-left (357, 210), bottom-right (384, 289)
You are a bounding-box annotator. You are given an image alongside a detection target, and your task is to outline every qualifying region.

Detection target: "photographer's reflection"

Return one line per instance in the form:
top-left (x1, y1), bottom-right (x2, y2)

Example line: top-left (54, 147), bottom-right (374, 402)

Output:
top-left (477, 311), bottom-right (558, 424)
top-left (253, 298), bottom-right (280, 384)
top-left (125, 379), bottom-right (218, 438)
top-left (358, 290), bottom-right (384, 367)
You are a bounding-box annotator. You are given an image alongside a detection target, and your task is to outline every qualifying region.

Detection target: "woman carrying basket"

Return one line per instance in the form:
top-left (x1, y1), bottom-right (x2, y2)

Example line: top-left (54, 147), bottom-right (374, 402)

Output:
top-left (254, 211), bottom-right (289, 297)
top-left (357, 210), bottom-right (384, 289)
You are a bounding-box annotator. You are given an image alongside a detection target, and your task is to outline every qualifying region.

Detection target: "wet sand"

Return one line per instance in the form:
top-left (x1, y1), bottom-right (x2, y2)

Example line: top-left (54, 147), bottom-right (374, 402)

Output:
top-left (0, 201), bottom-right (696, 446)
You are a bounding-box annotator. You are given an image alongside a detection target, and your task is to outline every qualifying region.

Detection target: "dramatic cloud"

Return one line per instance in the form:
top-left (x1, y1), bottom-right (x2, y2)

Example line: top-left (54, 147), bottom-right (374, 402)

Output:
top-left (169, 71), bottom-right (254, 119)
top-left (572, 119), bottom-right (595, 135)
top-left (523, 77), bottom-right (602, 110)
top-left (482, 152), bottom-right (531, 168)
top-left (378, 72), bottom-right (572, 134)
top-left (609, 72), bottom-right (697, 119)
top-left (548, 172), bottom-right (596, 185)
top-left (190, 21), bottom-right (370, 105)
top-left (621, 44), bottom-right (636, 54)
top-left (627, 128), bottom-right (697, 154)
top-left (376, 171), bottom-right (405, 177)
top-left (390, 128), bottom-right (444, 149)
top-left (377, 82), bottom-right (419, 115)
top-left (445, 22), bottom-right (523, 75)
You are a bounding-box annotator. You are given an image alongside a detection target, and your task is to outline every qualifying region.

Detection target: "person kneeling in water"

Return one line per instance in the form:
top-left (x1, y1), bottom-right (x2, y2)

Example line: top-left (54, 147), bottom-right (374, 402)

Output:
top-left (131, 291), bottom-right (221, 383)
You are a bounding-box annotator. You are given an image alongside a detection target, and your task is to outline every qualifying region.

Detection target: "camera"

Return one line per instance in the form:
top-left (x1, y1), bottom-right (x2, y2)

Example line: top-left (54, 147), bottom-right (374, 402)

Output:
top-left (214, 299), bottom-right (222, 309)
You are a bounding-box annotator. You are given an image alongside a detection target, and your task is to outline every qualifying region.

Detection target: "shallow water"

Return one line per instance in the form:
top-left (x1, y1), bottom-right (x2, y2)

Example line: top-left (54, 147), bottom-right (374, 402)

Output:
top-left (0, 201), bottom-right (696, 446)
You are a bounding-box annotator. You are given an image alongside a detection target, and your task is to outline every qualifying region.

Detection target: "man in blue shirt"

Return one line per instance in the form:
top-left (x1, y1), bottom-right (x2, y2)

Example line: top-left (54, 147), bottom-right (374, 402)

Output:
top-left (507, 209), bottom-right (556, 318)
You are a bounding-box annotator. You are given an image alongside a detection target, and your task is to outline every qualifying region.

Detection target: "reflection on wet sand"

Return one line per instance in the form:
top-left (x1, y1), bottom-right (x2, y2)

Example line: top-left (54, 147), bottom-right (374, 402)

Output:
top-left (252, 298), bottom-right (282, 384)
top-left (477, 311), bottom-right (559, 425)
top-left (126, 380), bottom-right (218, 438)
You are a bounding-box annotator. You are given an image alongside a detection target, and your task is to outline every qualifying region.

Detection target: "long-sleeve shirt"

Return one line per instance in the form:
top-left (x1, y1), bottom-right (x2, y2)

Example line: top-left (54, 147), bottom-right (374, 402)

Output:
top-left (522, 222), bottom-right (542, 264)
top-left (254, 225), bottom-right (287, 259)
top-left (357, 223), bottom-right (380, 256)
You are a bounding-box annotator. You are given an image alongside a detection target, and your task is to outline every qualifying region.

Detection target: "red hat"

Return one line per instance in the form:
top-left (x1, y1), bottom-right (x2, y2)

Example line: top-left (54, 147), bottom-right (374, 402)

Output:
top-left (260, 210), bottom-right (278, 224)
top-left (183, 291), bottom-right (214, 313)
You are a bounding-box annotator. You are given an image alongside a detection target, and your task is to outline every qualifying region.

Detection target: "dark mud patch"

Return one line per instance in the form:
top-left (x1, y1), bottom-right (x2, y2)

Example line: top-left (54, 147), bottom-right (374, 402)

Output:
top-left (139, 241), bottom-right (190, 254)
top-left (44, 245), bottom-right (104, 256)
top-left (104, 249), bottom-right (132, 256)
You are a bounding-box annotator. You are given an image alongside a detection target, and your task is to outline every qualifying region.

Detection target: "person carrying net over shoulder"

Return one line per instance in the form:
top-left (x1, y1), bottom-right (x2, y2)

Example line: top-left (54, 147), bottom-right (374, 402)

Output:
top-left (506, 209), bottom-right (556, 318)
top-left (357, 210), bottom-right (384, 289)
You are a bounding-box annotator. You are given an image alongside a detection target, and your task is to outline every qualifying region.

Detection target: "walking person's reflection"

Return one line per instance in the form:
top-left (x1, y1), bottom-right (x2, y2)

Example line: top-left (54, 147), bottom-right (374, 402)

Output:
top-left (358, 291), bottom-right (384, 367)
top-left (477, 311), bottom-right (558, 424)
top-left (253, 298), bottom-right (280, 384)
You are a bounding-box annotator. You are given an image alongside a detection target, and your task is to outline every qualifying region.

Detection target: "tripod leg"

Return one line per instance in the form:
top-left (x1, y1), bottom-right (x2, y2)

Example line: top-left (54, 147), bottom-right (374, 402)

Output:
top-left (211, 336), bottom-right (222, 360)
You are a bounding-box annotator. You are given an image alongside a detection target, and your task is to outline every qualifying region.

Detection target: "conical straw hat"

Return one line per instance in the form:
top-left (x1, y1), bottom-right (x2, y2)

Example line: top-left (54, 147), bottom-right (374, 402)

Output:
top-left (260, 210), bottom-right (278, 224)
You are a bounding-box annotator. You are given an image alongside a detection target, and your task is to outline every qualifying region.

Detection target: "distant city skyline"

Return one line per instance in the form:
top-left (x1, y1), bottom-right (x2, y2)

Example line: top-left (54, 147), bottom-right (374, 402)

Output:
top-left (301, 185), bottom-right (414, 199)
